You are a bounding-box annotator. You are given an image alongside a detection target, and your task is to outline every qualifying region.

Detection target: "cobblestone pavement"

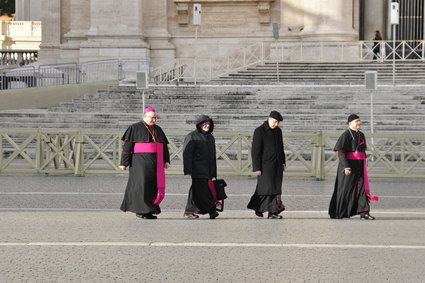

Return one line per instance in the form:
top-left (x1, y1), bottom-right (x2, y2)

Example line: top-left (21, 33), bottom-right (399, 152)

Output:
top-left (1, 174), bottom-right (425, 282)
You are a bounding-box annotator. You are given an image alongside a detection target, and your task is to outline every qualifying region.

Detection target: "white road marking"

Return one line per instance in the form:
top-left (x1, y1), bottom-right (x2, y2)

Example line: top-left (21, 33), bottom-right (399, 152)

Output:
top-left (1, 241), bottom-right (425, 249)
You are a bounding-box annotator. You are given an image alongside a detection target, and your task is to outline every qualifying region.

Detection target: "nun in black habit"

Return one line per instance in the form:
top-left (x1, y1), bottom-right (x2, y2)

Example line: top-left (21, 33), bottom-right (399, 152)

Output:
top-left (183, 115), bottom-right (219, 219)
top-left (247, 111), bottom-right (286, 219)
top-left (328, 114), bottom-right (378, 220)
top-left (119, 107), bottom-right (170, 219)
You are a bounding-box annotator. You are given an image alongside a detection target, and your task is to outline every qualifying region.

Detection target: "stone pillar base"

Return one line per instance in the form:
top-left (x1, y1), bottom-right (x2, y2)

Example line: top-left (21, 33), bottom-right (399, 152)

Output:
top-left (79, 36), bottom-right (149, 62)
top-left (300, 26), bottom-right (357, 41)
top-left (38, 44), bottom-right (62, 64)
top-left (147, 41), bottom-right (176, 68)
top-left (78, 46), bottom-right (150, 62)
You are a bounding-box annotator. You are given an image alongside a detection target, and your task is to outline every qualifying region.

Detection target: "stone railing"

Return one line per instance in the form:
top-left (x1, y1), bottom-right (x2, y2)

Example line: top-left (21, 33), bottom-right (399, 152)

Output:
top-left (1, 129), bottom-right (424, 179)
top-left (0, 21), bottom-right (41, 61)
top-left (0, 21), bottom-right (41, 37)
top-left (0, 50), bottom-right (38, 66)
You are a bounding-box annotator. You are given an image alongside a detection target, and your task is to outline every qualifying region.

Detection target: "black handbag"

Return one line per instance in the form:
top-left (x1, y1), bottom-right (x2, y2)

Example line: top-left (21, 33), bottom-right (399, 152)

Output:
top-left (213, 178), bottom-right (227, 200)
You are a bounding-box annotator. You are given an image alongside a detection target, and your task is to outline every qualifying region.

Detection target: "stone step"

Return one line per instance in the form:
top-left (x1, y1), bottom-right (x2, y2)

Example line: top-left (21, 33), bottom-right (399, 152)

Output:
top-left (2, 84), bottom-right (425, 134)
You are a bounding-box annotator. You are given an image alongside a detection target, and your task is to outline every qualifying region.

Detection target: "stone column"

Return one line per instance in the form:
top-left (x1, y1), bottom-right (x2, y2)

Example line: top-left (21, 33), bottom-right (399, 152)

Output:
top-left (61, 0), bottom-right (90, 62)
top-left (80, 0), bottom-right (148, 61)
top-left (280, 0), bottom-right (305, 40)
top-left (0, 21), bottom-right (6, 49)
top-left (299, 0), bottom-right (357, 41)
top-left (15, 0), bottom-right (42, 21)
top-left (143, 0), bottom-right (176, 68)
top-left (38, 0), bottom-right (61, 63)
top-left (363, 0), bottom-right (385, 40)
top-left (14, 0), bottom-right (29, 21)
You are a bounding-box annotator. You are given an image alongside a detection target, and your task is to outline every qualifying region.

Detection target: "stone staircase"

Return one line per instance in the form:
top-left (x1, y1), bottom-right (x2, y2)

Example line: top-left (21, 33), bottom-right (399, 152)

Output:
top-left (215, 61), bottom-right (425, 84)
top-left (1, 84), bottom-right (425, 134)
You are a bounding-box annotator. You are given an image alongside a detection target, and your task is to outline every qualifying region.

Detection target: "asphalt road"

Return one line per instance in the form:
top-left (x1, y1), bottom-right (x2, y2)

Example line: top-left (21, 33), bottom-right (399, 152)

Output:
top-left (1, 174), bottom-right (425, 282)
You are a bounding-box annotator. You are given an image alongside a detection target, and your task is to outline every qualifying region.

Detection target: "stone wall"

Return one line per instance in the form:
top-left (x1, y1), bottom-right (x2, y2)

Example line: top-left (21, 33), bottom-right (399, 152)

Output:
top-left (35, 0), bottom-right (386, 67)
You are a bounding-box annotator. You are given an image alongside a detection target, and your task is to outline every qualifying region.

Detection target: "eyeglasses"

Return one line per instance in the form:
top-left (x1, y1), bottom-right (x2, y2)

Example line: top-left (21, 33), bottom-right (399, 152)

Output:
top-left (146, 116), bottom-right (157, 120)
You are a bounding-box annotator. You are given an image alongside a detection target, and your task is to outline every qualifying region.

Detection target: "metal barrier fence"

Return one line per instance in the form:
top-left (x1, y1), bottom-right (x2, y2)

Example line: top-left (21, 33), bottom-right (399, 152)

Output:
top-left (0, 59), bottom-right (149, 90)
top-left (152, 40), bottom-right (425, 83)
top-left (1, 129), bottom-right (424, 179)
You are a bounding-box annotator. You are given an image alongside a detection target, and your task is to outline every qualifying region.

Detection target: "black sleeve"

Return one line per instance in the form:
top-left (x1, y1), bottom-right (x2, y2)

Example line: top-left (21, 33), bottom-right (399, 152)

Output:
top-left (212, 137), bottom-right (217, 178)
top-left (251, 128), bottom-right (263, 172)
top-left (337, 150), bottom-right (350, 169)
top-left (361, 132), bottom-right (367, 151)
top-left (156, 126), bottom-right (170, 164)
top-left (120, 141), bottom-right (134, 167)
top-left (163, 143), bottom-right (170, 164)
top-left (334, 131), bottom-right (350, 168)
top-left (183, 133), bottom-right (195, 175)
top-left (280, 130), bottom-right (286, 166)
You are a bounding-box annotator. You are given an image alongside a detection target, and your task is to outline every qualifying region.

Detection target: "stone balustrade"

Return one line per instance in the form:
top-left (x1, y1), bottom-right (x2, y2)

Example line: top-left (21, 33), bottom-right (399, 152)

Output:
top-left (0, 21), bottom-right (41, 51)
top-left (0, 50), bottom-right (38, 66)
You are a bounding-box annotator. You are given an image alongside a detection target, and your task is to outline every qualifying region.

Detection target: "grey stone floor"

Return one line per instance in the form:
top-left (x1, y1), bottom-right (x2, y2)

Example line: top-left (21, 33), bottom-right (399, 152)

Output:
top-left (1, 174), bottom-right (425, 282)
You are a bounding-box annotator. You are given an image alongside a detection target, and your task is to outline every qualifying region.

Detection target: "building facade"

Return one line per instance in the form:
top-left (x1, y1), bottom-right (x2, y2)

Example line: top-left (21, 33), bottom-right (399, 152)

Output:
top-left (32, 0), bottom-right (423, 67)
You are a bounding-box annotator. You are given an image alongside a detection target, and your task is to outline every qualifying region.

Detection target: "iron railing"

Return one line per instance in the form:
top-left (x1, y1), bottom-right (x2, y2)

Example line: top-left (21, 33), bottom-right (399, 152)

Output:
top-left (0, 59), bottom-right (149, 90)
top-left (1, 129), bottom-right (424, 179)
top-left (152, 40), bottom-right (425, 84)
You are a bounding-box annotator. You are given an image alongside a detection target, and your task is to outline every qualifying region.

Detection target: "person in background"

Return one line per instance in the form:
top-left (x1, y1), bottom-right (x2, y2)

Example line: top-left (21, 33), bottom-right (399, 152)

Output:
top-left (373, 30), bottom-right (383, 60)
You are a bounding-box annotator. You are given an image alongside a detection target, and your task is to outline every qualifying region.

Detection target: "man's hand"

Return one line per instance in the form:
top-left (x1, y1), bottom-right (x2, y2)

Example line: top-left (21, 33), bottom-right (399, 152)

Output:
top-left (255, 170), bottom-right (262, 176)
top-left (165, 162), bottom-right (170, 169)
top-left (119, 165), bottom-right (127, 171)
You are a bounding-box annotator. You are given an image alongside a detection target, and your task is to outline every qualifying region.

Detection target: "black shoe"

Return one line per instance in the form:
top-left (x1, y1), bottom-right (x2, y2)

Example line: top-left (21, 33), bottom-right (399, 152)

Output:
top-left (360, 213), bottom-right (375, 220)
top-left (136, 213), bottom-right (157, 219)
top-left (255, 211), bottom-right (264, 218)
top-left (184, 213), bottom-right (199, 219)
top-left (267, 213), bottom-right (283, 219)
top-left (209, 211), bottom-right (219, 219)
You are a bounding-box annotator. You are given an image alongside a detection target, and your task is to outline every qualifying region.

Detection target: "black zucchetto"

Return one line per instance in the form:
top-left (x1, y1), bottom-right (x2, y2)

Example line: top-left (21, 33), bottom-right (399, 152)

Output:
top-left (347, 114), bottom-right (360, 123)
top-left (269, 111), bottom-right (283, 121)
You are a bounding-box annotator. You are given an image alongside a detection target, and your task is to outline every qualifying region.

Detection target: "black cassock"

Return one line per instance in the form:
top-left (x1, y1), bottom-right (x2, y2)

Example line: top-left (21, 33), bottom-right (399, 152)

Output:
top-left (247, 121), bottom-right (286, 214)
top-left (329, 129), bottom-right (370, 219)
top-left (119, 122), bottom-right (170, 215)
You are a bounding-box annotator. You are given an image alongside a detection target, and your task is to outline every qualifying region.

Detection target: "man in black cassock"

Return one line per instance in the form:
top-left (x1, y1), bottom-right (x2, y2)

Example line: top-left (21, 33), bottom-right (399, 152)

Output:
top-left (329, 114), bottom-right (378, 220)
top-left (183, 115), bottom-right (219, 219)
top-left (247, 111), bottom-right (286, 219)
top-left (119, 107), bottom-right (170, 219)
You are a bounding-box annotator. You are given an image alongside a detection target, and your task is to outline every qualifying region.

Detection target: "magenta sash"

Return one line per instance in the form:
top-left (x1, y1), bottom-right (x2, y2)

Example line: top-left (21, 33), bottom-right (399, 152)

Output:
top-left (134, 142), bottom-right (166, 205)
top-left (346, 152), bottom-right (379, 202)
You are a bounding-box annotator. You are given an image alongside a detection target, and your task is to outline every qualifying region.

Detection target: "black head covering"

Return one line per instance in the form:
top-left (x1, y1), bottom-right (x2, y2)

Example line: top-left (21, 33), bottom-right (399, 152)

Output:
top-left (195, 115), bottom-right (214, 134)
top-left (269, 111), bottom-right (283, 122)
top-left (347, 114), bottom-right (360, 123)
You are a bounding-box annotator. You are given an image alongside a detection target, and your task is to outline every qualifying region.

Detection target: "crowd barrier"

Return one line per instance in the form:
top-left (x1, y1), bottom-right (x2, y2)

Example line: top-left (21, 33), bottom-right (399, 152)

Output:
top-left (1, 129), bottom-right (424, 179)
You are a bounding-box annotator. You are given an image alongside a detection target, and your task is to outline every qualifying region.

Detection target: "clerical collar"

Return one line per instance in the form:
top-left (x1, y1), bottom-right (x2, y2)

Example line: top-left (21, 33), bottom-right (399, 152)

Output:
top-left (348, 127), bottom-right (358, 132)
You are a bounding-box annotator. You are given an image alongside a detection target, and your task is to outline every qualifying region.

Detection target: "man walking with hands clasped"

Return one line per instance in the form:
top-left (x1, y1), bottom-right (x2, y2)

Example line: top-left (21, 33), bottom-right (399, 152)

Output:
top-left (248, 111), bottom-right (286, 219)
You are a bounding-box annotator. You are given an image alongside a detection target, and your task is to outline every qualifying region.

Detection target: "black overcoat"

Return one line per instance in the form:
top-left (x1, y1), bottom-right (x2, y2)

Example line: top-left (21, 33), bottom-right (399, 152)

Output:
top-left (183, 115), bottom-right (217, 179)
top-left (252, 121), bottom-right (286, 195)
top-left (119, 122), bottom-right (170, 214)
